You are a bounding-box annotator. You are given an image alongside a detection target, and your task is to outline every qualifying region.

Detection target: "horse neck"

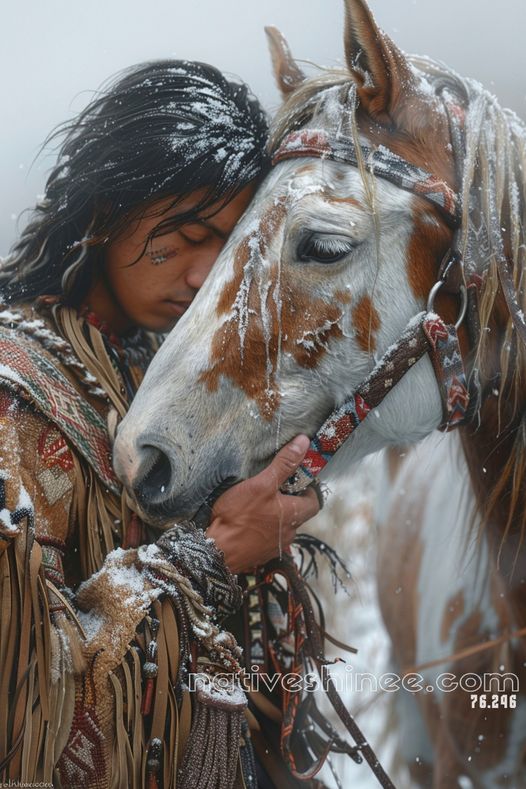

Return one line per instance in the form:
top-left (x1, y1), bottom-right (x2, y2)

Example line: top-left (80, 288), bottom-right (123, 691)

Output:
top-left (460, 389), bottom-right (526, 597)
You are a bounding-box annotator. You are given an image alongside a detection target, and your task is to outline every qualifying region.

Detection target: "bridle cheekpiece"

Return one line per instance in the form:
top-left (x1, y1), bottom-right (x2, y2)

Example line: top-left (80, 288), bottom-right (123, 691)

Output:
top-left (271, 123), bottom-right (475, 495)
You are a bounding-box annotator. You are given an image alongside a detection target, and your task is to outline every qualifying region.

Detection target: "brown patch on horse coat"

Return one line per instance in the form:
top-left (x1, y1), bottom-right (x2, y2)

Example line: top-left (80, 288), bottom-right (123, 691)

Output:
top-left (200, 201), bottom-right (348, 419)
top-left (325, 193), bottom-right (366, 211)
top-left (284, 290), bottom-right (344, 371)
top-left (440, 591), bottom-right (465, 643)
top-left (351, 295), bottom-right (380, 352)
top-left (407, 202), bottom-right (452, 302)
top-left (377, 486), bottom-right (426, 671)
top-left (432, 600), bottom-right (516, 776)
top-left (334, 289), bottom-right (352, 305)
top-left (407, 201), bottom-right (473, 356)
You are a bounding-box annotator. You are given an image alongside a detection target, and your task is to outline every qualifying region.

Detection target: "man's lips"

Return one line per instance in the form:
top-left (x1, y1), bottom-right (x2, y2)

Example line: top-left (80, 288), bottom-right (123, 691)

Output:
top-left (163, 299), bottom-right (192, 317)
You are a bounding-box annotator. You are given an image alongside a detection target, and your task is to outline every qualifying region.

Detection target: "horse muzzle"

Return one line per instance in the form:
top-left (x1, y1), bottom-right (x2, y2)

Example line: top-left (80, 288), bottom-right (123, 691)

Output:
top-left (113, 426), bottom-right (241, 525)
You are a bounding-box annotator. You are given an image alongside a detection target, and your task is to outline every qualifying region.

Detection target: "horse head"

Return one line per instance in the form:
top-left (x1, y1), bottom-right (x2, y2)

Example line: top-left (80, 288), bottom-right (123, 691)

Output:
top-left (114, 0), bottom-right (526, 527)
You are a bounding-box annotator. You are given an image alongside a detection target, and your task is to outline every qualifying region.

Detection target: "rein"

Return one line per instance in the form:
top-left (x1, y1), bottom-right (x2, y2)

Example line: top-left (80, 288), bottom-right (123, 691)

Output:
top-left (264, 552), bottom-right (396, 789)
top-left (272, 124), bottom-right (475, 495)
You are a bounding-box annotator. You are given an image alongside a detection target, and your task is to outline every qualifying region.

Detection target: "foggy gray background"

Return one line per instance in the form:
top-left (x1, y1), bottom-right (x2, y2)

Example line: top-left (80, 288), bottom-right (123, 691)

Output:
top-left (1, 0), bottom-right (525, 255)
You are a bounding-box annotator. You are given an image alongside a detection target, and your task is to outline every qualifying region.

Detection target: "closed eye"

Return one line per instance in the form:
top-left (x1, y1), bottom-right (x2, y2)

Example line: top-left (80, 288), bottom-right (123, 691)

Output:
top-left (297, 232), bottom-right (356, 264)
top-left (180, 231), bottom-right (209, 246)
top-left (179, 224), bottom-right (212, 245)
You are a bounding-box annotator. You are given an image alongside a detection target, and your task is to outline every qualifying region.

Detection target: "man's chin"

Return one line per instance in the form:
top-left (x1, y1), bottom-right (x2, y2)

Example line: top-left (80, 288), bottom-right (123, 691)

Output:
top-left (140, 315), bottom-right (180, 333)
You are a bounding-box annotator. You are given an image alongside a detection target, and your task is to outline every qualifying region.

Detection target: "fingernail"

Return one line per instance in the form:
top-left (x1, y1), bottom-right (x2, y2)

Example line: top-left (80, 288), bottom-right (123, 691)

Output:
top-left (290, 435), bottom-right (310, 455)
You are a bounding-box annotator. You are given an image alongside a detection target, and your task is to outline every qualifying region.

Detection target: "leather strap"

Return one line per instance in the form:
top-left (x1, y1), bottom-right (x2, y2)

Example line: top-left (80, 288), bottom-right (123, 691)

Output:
top-left (272, 128), bottom-right (461, 227)
top-left (283, 312), bottom-right (469, 493)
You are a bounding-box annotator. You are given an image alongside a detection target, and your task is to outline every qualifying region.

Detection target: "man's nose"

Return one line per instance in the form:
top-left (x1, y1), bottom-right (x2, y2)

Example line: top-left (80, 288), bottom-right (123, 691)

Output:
top-left (184, 253), bottom-right (218, 290)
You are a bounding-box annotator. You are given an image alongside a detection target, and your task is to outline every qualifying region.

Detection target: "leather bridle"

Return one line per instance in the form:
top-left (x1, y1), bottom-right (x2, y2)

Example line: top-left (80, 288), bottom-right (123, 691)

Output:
top-left (270, 115), bottom-right (479, 495)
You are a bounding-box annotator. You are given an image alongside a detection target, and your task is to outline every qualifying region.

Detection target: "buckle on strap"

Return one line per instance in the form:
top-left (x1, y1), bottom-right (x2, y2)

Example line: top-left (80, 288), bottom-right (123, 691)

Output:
top-left (427, 249), bottom-right (468, 330)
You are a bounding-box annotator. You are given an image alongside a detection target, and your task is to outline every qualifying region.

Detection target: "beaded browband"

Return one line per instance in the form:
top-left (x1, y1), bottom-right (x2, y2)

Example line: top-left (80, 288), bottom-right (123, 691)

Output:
top-left (272, 128), bottom-right (461, 228)
top-left (272, 126), bottom-right (471, 495)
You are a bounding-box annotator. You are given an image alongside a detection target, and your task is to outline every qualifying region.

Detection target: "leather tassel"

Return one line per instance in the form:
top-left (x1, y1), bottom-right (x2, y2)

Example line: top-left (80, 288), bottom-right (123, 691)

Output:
top-left (177, 673), bottom-right (247, 789)
top-left (141, 676), bottom-right (155, 717)
top-left (123, 513), bottom-right (143, 549)
top-left (146, 738), bottom-right (162, 789)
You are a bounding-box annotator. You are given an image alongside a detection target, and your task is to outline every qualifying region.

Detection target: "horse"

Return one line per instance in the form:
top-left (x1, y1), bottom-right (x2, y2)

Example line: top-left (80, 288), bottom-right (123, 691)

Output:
top-left (113, 0), bottom-right (526, 784)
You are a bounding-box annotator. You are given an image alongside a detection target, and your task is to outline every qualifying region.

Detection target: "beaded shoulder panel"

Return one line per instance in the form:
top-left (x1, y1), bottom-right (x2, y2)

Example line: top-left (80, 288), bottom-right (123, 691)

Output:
top-left (0, 326), bottom-right (118, 492)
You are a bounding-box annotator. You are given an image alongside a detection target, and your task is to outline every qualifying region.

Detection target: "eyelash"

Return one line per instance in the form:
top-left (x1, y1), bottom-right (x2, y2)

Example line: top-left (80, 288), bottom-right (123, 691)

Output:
top-left (180, 231), bottom-right (208, 245)
top-left (297, 233), bottom-right (356, 264)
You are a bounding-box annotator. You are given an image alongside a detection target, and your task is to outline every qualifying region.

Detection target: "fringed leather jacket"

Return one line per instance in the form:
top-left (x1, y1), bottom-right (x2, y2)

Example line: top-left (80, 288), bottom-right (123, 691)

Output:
top-left (0, 301), bottom-right (328, 789)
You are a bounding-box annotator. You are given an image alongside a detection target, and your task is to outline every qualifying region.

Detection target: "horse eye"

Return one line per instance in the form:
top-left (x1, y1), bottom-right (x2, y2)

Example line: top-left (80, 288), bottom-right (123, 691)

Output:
top-left (297, 233), bottom-right (356, 264)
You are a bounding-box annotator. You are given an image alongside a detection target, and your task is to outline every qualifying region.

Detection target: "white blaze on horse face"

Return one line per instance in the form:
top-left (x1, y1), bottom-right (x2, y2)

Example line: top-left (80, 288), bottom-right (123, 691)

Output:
top-left (116, 155), bottom-right (444, 510)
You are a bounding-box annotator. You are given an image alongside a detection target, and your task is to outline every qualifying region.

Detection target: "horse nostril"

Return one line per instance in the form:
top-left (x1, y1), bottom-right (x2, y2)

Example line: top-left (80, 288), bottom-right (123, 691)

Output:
top-left (135, 446), bottom-right (173, 503)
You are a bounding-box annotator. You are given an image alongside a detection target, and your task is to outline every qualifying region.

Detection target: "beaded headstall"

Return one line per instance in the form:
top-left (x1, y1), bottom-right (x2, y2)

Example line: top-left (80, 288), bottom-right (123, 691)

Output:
top-left (271, 126), bottom-right (472, 495)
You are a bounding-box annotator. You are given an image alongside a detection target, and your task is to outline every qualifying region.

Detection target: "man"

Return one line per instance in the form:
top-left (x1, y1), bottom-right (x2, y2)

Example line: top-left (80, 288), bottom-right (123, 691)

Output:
top-left (0, 60), bottom-right (318, 787)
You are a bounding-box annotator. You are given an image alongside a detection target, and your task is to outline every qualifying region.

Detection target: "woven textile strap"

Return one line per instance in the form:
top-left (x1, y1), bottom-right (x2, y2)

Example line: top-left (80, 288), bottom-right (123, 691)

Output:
top-left (272, 128), bottom-right (461, 227)
top-left (156, 521), bottom-right (243, 618)
top-left (0, 327), bottom-right (118, 492)
top-left (282, 312), bottom-right (469, 494)
top-left (423, 317), bottom-right (470, 428)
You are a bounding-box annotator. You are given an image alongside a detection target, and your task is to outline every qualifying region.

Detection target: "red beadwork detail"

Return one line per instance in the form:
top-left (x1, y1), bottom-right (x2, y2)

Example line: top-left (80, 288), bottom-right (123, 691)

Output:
top-left (423, 318), bottom-right (449, 348)
top-left (57, 704), bottom-right (107, 787)
top-left (355, 394), bottom-right (371, 421)
top-left (141, 677), bottom-right (155, 716)
top-left (302, 449), bottom-right (326, 476)
top-left (38, 425), bottom-right (74, 472)
top-left (447, 375), bottom-right (470, 423)
top-left (414, 176), bottom-right (457, 219)
top-left (0, 388), bottom-right (15, 417)
top-left (272, 129), bottom-right (331, 164)
top-left (37, 533), bottom-right (67, 551)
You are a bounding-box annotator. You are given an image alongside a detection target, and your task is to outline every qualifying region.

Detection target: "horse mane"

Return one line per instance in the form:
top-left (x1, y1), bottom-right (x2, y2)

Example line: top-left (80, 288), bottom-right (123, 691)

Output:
top-left (270, 58), bottom-right (526, 560)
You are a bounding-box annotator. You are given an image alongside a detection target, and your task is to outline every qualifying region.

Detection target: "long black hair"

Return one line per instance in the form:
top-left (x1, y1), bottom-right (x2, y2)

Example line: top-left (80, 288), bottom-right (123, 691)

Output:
top-left (0, 60), bottom-right (269, 305)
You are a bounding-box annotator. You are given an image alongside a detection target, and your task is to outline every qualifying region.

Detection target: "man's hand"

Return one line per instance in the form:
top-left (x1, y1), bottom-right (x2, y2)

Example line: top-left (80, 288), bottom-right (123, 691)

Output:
top-left (206, 435), bottom-right (320, 574)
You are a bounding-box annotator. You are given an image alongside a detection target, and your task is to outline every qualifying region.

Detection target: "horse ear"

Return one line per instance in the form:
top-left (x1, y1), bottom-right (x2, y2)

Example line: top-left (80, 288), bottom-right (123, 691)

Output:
top-left (343, 0), bottom-right (415, 123)
top-left (265, 26), bottom-right (306, 98)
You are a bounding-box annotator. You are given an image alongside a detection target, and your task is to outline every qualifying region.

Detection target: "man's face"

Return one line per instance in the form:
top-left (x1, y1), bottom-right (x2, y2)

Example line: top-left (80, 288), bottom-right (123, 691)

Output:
top-left (101, 184), bottom-right (255, 333)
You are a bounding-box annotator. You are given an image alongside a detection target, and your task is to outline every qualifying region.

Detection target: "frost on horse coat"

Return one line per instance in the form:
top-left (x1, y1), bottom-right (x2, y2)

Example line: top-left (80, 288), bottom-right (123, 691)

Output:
top-left (114, 0), bottom-right (526, 785)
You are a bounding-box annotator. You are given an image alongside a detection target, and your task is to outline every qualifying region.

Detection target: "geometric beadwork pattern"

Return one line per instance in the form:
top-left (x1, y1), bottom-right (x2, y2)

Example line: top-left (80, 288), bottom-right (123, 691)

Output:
top-left (282, 394), bottom-right (371, 493)
top-left (273, 128), bottom-right (460, 227)
top-left (57, 705), bottom-right (107, 788)
top-left (423, 316), bottom-right (470, 428)
top-left (0, 329), bottom-right (118, 492)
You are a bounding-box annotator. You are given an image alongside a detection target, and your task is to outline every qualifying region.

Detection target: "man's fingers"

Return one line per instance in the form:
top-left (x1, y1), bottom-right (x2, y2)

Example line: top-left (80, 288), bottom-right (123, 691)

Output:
top-left (259, 434), bottom-right (311, 489)
top-left (283, 486), bottom-right (320, 524)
